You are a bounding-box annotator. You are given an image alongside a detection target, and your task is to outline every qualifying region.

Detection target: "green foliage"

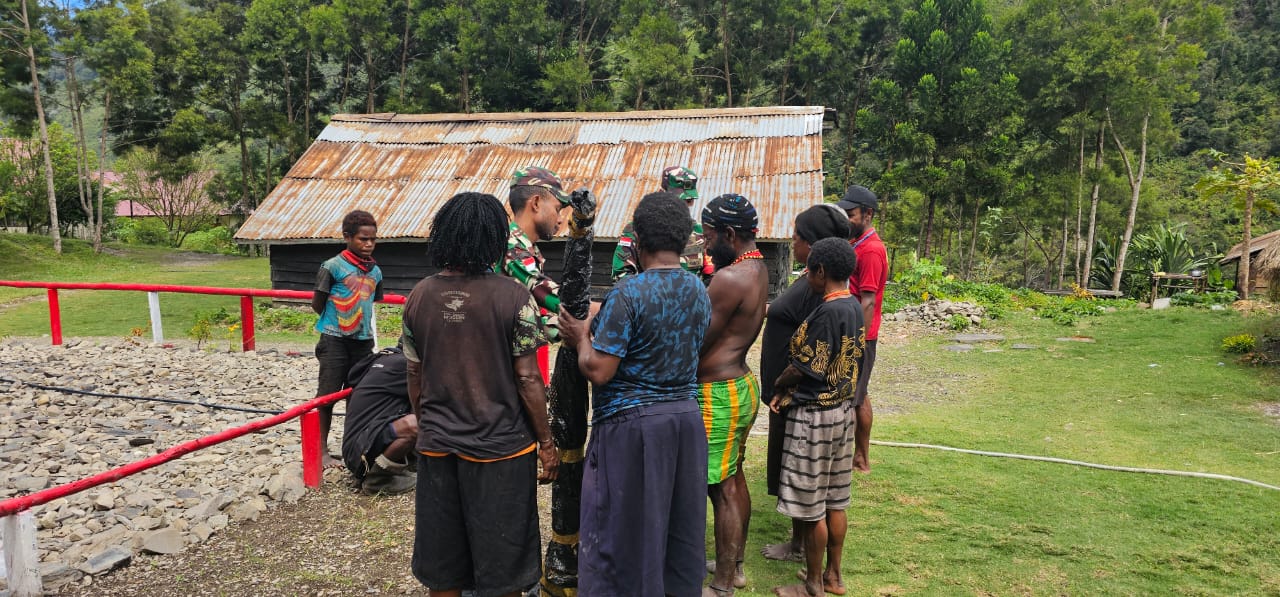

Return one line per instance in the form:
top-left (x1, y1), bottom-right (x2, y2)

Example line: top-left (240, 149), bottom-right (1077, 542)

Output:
top-left (1170, 290), bottom-right (1237, 308)
top-left (1220, 333), bottom-right (1256, 354)
top-left (253, 302), bottom-right (318, 333)
top-left (114, 217), bottom-right (169, 245)
top-left (946, 313), bottom-right (971, 330)
top-left (181, 225), bottom-right (239, 254)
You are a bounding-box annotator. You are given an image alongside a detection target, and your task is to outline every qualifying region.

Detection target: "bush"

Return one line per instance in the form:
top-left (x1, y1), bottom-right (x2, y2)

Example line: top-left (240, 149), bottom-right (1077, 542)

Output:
top-left (947, 314), bottom-right (971, 330)
top-left (1221, 333), bottom-right (1257, 354)
top-left (115, 217), bottom-right (169, 246)
top-left (1170, 290), bottom-right (1237, 308)
top-left (182, 226), bottom-right (239, 254)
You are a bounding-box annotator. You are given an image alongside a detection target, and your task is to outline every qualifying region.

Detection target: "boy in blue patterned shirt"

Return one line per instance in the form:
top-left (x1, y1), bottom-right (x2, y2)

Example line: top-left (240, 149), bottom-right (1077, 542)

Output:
top-left (312, 210), bottom-right (384, 468)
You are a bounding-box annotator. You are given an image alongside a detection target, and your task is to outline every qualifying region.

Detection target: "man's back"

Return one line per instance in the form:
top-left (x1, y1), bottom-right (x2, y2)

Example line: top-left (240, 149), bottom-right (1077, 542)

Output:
top-left (402, 272), bottom-right (548, 460)
top-left (589, 268), bottom-right (711, 421)
top-left (698, 258), bottom-right (769, 382)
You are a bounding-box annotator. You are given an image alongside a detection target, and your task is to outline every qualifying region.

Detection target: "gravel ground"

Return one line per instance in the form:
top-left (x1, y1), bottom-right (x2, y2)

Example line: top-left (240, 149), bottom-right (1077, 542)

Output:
top-left (0, 320), bottom-right (948, 595)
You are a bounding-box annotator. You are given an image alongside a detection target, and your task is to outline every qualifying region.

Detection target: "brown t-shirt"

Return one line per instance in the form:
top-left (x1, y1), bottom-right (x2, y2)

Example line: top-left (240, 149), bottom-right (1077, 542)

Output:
top-left (401, 272), bottom-right (549, 460)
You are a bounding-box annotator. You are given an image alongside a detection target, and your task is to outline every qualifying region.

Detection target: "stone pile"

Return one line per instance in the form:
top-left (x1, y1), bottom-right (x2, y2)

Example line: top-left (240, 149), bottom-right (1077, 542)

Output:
top-left (890, 300), bottom-right (987, 329)
top-left (0, 339), bottom-right (321, 592)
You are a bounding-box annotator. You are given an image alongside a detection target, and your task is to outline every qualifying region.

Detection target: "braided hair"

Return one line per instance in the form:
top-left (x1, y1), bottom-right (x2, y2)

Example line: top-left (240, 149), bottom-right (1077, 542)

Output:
top-left (428, 192), bottom-right (509, 274)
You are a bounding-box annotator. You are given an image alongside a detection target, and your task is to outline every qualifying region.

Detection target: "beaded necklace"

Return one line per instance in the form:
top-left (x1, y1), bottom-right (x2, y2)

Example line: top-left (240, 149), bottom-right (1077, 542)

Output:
top-left (731, 249), bottom-right (764, 266)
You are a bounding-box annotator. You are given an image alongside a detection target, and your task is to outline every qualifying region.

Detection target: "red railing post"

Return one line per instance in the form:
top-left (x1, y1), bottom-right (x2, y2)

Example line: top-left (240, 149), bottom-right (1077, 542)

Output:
top-left (300, 410), bottom-right (322, 488)
top-left (240, 295), bottom-right (255, 352)
top-left (47, 289), bottom-right (62, 346)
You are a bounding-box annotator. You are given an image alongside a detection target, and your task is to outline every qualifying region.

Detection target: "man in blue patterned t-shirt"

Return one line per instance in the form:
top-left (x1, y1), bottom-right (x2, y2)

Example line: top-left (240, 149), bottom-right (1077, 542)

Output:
top-left (560, 191), bottom-right (711, 596)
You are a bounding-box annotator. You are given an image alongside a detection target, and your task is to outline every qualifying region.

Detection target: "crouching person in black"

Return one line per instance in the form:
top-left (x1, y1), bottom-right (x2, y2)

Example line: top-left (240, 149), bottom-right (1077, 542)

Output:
top-left (343, 346), bottom-right (418, 495)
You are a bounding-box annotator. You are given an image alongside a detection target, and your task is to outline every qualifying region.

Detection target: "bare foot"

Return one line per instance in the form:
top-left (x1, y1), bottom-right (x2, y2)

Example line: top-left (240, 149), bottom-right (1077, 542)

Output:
top-left (773, 583), bottom-right (820, 597)
top-left (853, 451), bottom-right (870, 473)
top-left (707, 560), bottom-right (748, 588)
top-left (794, 569), bottom-right (846, 595)
top-left (323, 454), bottom-right (344, 470)
top-left (762, 542), bottom-right (803, 562)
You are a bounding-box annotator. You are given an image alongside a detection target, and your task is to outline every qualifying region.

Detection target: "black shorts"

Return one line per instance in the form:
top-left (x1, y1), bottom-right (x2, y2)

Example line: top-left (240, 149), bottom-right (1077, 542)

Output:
top-left (342, 420), bottom-right (398, 478)
top-left (411, 451), bottom-right (540, 596)
top-left (315, 334), bottom-right (375, 397)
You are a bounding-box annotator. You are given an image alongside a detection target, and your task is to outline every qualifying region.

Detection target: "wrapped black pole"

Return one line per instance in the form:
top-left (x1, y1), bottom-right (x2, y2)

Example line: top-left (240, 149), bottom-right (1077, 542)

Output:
top-left (541, 189), bottom-right (595, 597)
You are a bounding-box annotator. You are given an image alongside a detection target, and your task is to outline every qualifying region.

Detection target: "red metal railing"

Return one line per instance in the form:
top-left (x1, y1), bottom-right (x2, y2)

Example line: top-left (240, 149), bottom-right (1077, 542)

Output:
top-left (0, 389), bottom-right (350, 518)
top-left (0, 280), bottom-right (406, 350)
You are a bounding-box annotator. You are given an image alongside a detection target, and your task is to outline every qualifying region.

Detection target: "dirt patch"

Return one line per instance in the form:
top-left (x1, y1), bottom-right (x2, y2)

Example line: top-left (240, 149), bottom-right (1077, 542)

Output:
top-left (159, 251), bottom-right (243, 268)
top-left (1260, 402), bottom-right (1280, 422)
top-left (64, 467), bottom-right (552, 596)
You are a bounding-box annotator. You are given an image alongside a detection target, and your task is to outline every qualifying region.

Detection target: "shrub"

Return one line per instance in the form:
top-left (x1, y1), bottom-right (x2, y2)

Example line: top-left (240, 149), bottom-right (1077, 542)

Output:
top-left (1170, 290), bottom-right (1237, 308)
top-left (1221, 333), bottom-right (1257, 354)
top-left (947, 314), bottom-right (971, 330)
top-left (182, 226), bottom-right (239, 254)
top-left (115, 218), bottom-right (169, 246)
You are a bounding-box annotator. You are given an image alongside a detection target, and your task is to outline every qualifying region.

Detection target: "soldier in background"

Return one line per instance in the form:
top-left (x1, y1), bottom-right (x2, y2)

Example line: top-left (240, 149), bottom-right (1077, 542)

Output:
top-left (612, 166), bottom-right (711, 282)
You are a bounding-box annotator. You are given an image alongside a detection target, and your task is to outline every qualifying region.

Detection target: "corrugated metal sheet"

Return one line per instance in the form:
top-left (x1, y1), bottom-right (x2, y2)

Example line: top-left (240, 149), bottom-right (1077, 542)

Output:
top-left (238, 107), bottom-right (826, 242)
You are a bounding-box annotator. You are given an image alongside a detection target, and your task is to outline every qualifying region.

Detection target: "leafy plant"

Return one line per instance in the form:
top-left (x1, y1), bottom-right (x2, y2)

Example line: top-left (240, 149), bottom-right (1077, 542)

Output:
top-left (1170, 290), bottom-right (1237, 308)
top-left (1221, 333), bottom-right (1256, 354)
top-left (947, 314), bottom-right (972, 330)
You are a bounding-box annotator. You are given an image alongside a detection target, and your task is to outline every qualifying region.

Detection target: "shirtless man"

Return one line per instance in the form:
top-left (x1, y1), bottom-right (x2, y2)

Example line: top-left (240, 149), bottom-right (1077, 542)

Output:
top-left (697, 194), bottom-right (770, 596)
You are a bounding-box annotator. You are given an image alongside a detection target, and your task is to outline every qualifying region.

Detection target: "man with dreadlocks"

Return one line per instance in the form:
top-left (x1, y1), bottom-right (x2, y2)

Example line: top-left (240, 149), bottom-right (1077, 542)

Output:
top-left (612, 166), bottom-right (711, 281)
top-left (697, 194), bottom-right (769, 596)
top-left (311, 209), bottom-right (383, 469)
top-left (402, 192), bottom-right (559, 597)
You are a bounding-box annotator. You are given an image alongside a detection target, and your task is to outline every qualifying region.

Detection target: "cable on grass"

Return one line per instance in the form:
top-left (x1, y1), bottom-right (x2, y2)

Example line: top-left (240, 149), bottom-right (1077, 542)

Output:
top-left (871, 440), bottom-right (1280, 492)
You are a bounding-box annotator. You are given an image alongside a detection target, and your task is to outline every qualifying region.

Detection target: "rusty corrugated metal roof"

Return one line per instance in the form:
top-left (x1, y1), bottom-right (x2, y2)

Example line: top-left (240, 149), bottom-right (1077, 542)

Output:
top-left (238, 107), bottom-right (826, 242)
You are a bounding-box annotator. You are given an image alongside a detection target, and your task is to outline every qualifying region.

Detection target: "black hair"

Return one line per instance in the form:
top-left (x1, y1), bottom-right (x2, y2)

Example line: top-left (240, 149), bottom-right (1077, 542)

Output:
top-left (508, 185), bottom-right (542, 214)
top-left (794, 204), bottom-right (851, 243)
top-left (342, 210), bottom-right (377, 236)
top-left (428, 192), bottom-right (508, 274)
top-left (807, 237), bottom-right (857, 280)
top-left (632, 191), bottom-right (693, 255)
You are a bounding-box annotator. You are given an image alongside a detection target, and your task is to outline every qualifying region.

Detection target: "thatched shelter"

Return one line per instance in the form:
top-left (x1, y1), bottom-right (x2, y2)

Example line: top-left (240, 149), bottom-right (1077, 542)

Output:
top-left (1220, 228), bottom-right (1280, 299)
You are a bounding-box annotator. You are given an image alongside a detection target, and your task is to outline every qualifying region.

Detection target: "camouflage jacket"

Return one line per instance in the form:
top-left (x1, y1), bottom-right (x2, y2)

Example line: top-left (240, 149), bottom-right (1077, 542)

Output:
top-left (499, 221), bottom-right (561, 314)
top-left (611, 221), bottom-right (708, 282)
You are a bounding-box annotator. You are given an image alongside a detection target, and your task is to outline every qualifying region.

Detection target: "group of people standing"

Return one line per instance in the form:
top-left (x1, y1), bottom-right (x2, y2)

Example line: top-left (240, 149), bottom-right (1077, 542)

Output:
top-left (306, 165), bottom-right (888, 597)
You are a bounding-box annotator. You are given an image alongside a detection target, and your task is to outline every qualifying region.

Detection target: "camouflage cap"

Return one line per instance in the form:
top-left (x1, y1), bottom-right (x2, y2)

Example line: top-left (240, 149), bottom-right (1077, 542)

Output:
top-left (661, 166), bottom-right (699, 202)
top-left (511, 166), bottom-right (571, 205)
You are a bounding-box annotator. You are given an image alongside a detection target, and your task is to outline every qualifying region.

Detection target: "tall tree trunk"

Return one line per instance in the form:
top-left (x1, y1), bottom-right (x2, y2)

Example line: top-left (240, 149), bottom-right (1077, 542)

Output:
top-left (1074, 129), bottom-right (1085, 285)
top-left (921, 194), bottom-right (937, 258)
top-left (21, 0), bottom-right (60, 253)
top-left (968, 196), bottom-right (981, 279)
top-left (1107, 108), bottom-right (1149, 293)
top-left (66, 54), bottom-right (97, 251)
top-left (1082, 120), bottom-right (1105, 288)
top-left (1057, 201), bottom-right (1068, 289)
top-left (234, 91), bottom-right (251, 209)
top-left (96, 89), bottom-right (111, 250)
top-left (461, 64), bottom-right (471, 112)
top-left (399, 0), bottom-right (410, 107)
top-left (1241, 189), bottom-right (1254, 300)
top-left (721, 0), bottom-right (732, 107)
top-left (340, 53), bottom-right (351, 107)
top-left (778, 27), bottom-right (793, 105)
top-left (365, 51), bottom-right (375, 113)
top-left (304, 48), bottom-right (312, 142)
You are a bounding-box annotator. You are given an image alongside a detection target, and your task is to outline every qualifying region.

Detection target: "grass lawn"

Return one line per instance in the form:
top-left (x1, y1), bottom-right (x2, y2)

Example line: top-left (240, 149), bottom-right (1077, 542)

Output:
top-left (4, 233), bottom-right (1279, 594)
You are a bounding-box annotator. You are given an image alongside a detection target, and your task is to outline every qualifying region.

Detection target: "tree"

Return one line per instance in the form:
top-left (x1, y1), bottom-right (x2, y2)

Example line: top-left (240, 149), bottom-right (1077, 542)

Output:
top-left (1, 0), bottom-right (61, 251)
top-left (1195, 152), bottom-right (1280, 300)
top-left (117, 147), bottom-right (218, 247)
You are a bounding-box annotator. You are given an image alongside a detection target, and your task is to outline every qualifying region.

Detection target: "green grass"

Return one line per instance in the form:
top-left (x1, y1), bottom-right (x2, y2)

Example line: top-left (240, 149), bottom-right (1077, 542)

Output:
top-left (0, 233), bottom-right (321, 345)
top-left (5, 232), bottom-right (1280, 594)
top-left (741, 307), bottom-right (1280, 595)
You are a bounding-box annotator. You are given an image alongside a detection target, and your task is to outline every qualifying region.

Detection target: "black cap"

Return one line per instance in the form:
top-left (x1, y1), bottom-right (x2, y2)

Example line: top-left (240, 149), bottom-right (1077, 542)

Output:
top-left (835, 185), bottom-right (877, 211)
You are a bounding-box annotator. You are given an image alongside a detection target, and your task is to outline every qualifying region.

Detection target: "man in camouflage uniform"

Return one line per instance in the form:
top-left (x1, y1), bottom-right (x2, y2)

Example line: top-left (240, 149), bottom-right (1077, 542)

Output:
top-left (611, 166), bottom-right (709, 281)
top-left (502, 166), bottom-right (573, 338)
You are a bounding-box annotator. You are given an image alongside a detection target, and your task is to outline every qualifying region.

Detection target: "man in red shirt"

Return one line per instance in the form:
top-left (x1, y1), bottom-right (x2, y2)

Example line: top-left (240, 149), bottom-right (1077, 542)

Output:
top-left (836, 185), bottom-right (886, 473)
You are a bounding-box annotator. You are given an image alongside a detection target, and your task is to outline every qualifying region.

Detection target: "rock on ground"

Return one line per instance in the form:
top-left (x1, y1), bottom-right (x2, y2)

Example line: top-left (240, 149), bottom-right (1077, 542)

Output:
top-left (0, 338), bottom-right (323, 588)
